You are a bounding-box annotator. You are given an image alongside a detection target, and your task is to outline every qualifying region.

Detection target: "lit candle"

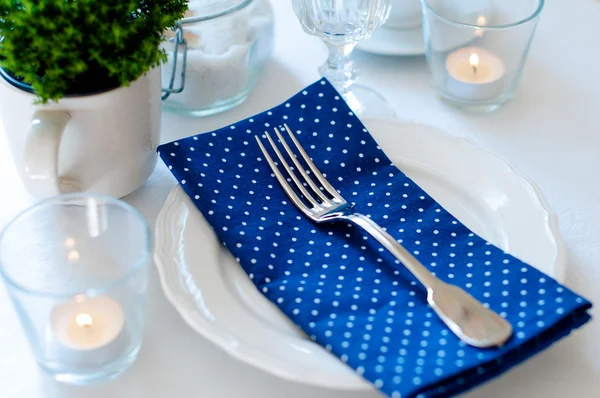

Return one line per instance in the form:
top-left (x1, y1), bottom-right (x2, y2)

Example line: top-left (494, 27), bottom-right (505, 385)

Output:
top-left (51, 295), bottom-right (126, 361)
top-left (469, 53), bottom-right (479, 74)
top-left (444, 47), bottom-right (505, 102)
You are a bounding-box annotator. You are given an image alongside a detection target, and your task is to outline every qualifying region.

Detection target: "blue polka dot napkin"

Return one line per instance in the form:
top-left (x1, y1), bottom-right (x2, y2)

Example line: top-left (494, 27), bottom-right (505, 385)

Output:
top-left (158, 79), bottom-right (592, 398)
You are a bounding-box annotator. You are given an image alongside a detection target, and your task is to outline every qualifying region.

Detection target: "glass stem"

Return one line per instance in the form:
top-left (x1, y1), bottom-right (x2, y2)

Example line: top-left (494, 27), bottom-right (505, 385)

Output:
top-left (319, 42), bottom-right (359, 94)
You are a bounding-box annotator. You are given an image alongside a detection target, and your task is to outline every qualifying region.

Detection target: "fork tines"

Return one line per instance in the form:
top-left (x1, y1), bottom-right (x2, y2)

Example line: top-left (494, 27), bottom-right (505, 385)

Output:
top-left (255, 124), bottom-right (346, 216)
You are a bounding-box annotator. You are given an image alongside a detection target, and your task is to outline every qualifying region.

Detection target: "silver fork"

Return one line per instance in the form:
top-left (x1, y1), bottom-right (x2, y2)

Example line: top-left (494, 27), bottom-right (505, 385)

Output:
top-left (255, 124), bottom-right (513, 348)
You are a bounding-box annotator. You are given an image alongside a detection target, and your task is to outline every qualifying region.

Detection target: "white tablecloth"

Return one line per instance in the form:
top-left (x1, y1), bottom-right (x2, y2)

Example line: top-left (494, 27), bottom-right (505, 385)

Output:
top-left (1, 1), bottom-right (599, 397)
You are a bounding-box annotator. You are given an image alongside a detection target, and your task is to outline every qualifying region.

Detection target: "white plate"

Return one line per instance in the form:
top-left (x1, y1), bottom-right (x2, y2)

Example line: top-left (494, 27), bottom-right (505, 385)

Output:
top-left (154, 118), bottom-right (566, 391)
top-left (356, 25), bottom-right (425, 56)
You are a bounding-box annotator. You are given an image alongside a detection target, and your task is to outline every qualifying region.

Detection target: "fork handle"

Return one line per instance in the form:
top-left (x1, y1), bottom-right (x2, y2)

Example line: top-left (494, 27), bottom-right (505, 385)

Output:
top-left (346, 213), bottom-right (513, 347)
top-left (345, 213), bottom-right (440, 289)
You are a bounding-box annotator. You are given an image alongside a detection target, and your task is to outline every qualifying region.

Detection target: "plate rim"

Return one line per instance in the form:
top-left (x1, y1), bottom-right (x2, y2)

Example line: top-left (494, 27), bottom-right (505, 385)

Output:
top-left (356, 25), bottom-right (426, 57)
top-left (155, 183), bottom-right (372, 390)
top-left (375, 117), bottom-right (566, 280)
top-left (153, 117), bottom-right (567, 390)
top-left (365, 117), bottom-right (567, 281)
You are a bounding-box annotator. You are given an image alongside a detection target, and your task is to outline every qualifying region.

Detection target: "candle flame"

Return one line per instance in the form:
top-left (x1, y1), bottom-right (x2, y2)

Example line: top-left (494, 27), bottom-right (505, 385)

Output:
top-left (469, 53), bottom-right (480, 74)
top-left (64, 237), bottom-right (76, 248)
top-left (76, 313), bottom-right (93, 328)
top-left (469, 53), bottom-right (480, 67)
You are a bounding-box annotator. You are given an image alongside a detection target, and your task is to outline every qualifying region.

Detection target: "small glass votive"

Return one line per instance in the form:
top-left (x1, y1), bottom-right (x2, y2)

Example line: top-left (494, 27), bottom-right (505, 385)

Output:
top-left (421, 0), bottom-right (544, 112)
top-left (0, 194), bottom-right (151, 385)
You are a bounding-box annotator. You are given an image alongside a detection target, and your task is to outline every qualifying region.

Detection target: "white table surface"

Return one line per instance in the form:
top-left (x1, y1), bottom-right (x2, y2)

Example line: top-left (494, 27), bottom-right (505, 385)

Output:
top-left (1, 1), bottom-right (599, 397)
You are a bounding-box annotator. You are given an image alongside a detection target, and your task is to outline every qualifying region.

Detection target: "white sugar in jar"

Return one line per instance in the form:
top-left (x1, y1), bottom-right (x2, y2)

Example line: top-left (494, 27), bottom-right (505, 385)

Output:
top-left (161, 0), bottom-right (274, 117)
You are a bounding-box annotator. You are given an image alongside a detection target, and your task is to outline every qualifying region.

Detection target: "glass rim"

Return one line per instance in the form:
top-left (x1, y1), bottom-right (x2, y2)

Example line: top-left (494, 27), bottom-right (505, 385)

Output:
top-left (0, 193), bottom-right (152, 300)
top-left (421, 0), bottom-right (544, 30)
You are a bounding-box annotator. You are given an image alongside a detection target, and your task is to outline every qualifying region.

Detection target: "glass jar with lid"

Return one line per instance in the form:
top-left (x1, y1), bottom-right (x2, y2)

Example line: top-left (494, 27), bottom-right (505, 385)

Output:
top-left (161, 0), bottom-right (274, 117)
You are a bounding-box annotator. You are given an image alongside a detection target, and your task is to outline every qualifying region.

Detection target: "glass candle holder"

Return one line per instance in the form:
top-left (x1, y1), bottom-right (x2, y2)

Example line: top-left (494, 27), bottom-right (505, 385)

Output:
top-left (0, 194), bottom-right (151, 385)
top-left (421, 0), bottom-right (544, 112)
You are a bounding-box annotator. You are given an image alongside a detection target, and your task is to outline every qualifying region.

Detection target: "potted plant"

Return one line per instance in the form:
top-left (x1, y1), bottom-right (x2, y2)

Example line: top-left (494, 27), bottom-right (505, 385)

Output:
top-left (0, 0), bottom-right (187, 198)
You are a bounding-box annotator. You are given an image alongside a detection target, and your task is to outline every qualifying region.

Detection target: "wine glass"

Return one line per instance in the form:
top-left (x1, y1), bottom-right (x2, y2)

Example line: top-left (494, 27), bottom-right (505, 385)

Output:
top-left (292, 0), bottom-right (394, 117)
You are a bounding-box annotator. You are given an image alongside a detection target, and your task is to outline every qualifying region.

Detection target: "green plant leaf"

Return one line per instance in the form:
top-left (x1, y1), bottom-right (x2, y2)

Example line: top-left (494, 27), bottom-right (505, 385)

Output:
top-left (0, 0), bottom-right (188, 103)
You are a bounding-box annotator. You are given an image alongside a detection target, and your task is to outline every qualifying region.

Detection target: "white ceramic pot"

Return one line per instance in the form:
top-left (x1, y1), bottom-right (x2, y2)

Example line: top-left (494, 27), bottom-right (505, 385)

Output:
top-left (0, 68), bottom-right (161, 199)
top-left (386, 0), bottom-right (423, 30)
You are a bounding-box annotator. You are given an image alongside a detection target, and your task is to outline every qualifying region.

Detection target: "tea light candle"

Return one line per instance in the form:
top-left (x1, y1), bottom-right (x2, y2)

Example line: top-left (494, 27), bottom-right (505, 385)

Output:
top-left (445, 47), bottom-right (505, 102)
top-left (51, 295), bottom-right (125, 351)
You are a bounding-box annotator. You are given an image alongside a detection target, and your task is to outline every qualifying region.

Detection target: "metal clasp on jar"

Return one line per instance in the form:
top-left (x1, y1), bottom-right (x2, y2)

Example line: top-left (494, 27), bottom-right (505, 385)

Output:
top-left (161, 0), bottom-right (258, 102)
top-left (161, 25), bottom-right (187, 101)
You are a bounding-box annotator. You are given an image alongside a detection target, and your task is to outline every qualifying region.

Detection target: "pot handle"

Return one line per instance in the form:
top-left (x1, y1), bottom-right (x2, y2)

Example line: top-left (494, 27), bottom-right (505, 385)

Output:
top-left (21, 110), bottom-right (72, 198)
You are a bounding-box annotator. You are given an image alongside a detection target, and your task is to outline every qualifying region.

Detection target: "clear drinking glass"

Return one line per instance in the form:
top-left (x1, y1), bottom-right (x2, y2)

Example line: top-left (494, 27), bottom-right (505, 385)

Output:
top-left (0, 194), bottom-right (151, 385)
top-left (421, 0), bottom-right (544, 112)
top-left (292, 0), bottom-right (394, 117)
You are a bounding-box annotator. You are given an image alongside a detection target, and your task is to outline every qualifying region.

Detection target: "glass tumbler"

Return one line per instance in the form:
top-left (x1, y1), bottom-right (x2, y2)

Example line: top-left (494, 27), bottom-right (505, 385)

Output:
top-left (0, 194), bottom-right (151, 385)
top-left (421, 0), bottom-right (544, 111)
